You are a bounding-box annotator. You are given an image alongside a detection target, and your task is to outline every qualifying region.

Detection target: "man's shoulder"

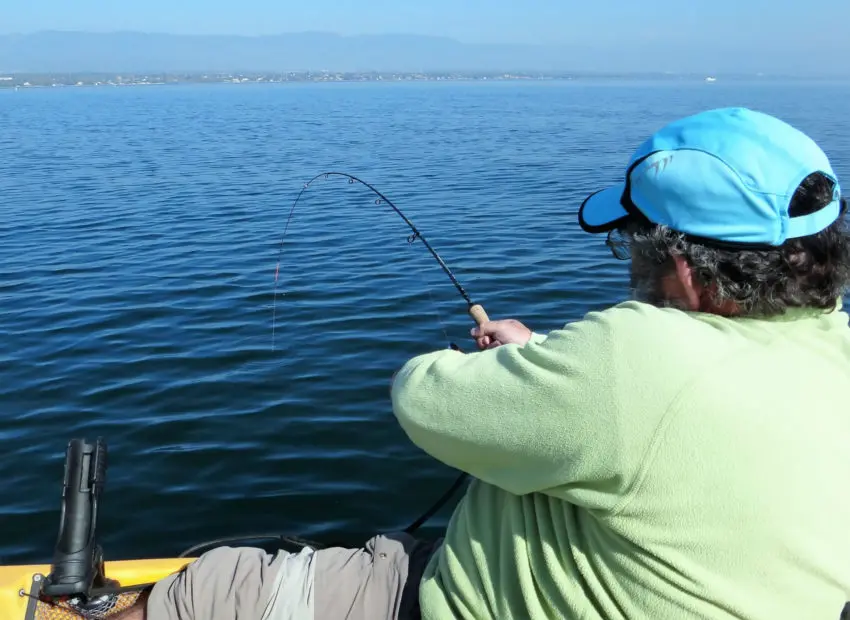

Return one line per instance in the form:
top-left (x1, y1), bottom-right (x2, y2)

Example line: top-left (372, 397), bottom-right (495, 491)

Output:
top-left (545, 299), bottom-right (850, 366)
top-left (535, 300), bottom-right (740, 365)
top-left (586, 300), bottom-right (691, 323)
top-left (560, 300), bottom-right (722, 339)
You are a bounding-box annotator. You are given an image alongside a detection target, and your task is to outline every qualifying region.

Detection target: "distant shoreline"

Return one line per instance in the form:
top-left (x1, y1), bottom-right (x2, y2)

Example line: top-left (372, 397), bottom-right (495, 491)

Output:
top-left (3, 71), bottom-right (560, 89)
top-left (0, 71), bottom-right (843, 90)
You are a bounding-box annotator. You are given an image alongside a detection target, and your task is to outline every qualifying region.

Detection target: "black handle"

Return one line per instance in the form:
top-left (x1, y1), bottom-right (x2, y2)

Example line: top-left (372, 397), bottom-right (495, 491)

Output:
top-left (42, 438), bottom-right (108, 598)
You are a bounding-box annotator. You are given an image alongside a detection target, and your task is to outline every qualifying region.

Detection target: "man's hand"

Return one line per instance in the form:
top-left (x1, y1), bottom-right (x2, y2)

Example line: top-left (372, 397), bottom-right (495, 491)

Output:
top-left (471, 319), bottom-right (532, 350)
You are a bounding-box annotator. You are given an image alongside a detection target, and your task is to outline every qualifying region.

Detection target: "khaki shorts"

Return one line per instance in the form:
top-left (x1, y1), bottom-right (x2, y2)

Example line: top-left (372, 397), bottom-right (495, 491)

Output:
top-left (146, 532), bottom-right (441, 620)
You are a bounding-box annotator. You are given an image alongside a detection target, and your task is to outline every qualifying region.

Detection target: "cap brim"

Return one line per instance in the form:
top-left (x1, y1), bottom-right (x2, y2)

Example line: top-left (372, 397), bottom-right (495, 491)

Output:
top-left (578, 184), bottom-right (630, 233)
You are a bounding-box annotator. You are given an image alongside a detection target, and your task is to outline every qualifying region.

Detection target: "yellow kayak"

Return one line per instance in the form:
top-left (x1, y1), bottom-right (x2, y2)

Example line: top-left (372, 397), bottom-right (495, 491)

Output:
top-left (1, 437), bottom-right (330, 619)
top-left (0, 434), bottom-right (435, 619)
top-left (0, 438), bottom-right (199, 619)
top-left (0, 557), bottom-right (193, 619)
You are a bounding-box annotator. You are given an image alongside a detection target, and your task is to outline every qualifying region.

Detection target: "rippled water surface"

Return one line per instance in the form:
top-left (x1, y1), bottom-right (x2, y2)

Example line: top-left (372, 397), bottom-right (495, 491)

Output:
top-left (1, 79), bottom-right (849, 563)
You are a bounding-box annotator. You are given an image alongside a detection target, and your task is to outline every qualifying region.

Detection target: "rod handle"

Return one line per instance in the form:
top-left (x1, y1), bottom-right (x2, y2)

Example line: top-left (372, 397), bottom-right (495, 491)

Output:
top-left (468, 303), bottom-right (489, 326)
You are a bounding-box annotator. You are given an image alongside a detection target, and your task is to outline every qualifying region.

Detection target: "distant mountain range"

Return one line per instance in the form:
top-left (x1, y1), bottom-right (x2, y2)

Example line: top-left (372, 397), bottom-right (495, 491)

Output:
top-left (0, 31), bottom-right (846, 76)
top-left (0, 31), bottom-right (577, 74)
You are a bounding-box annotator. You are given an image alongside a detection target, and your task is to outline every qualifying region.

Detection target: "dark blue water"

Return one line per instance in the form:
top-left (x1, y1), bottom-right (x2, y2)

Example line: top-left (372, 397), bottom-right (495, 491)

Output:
top-left (1, 79), bottom-right (849, 564)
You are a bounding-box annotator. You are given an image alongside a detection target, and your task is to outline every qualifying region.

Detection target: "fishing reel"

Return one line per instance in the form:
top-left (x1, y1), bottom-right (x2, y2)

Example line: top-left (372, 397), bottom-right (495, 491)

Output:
top-left (61, 592), bottom-right (125, 619)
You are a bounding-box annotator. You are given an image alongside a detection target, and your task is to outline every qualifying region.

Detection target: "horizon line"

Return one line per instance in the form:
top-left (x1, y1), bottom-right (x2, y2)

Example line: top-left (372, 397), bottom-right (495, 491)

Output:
top-left (1, 70), bottom-right (847, 79)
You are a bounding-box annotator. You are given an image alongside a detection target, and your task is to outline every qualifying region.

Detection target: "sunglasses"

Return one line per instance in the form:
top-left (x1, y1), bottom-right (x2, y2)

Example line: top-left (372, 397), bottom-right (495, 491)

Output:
top-left (605, 228), bottom-right (631, 261)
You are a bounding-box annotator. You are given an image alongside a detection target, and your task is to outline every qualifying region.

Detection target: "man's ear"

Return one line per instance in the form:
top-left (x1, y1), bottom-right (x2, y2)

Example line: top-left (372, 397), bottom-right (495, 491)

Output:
top-left (671, 254), bottom-right (702, 311)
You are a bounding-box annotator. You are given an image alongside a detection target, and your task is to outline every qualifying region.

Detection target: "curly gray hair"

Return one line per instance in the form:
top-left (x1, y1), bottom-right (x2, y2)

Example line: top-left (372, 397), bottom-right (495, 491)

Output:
top-left (622, 173), bottom-right (850, 316)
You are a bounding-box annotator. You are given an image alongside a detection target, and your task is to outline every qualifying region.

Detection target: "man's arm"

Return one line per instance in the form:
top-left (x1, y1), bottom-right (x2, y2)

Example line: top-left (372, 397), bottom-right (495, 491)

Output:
top-left (391, 311), bottom-right (622, 502)
top-left (390, 303), bottom-right (681, 509)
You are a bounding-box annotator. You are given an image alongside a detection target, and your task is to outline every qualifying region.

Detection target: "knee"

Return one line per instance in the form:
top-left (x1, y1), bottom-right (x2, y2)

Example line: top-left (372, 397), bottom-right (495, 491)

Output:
top-left (147, 547), bottom-right (278, 619)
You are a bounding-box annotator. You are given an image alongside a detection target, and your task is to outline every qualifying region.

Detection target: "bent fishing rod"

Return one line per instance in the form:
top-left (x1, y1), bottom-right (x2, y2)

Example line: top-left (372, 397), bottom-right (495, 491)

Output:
top-left (273, 171), bottom-right (490, 344)
top-left (272, 170), bottom-right (489, 535)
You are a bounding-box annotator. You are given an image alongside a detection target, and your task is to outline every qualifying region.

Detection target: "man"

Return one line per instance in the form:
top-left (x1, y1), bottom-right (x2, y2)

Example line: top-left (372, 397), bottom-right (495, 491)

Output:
top-left (121, 107), bottom-right (850, 619)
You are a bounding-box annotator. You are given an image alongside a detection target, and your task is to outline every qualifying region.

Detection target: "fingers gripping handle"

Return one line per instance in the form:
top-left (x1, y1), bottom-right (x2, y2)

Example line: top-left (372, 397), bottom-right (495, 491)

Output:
top-left (468, 303), bottom-right (489, 326)
top-left (449, 303), bottom-right (489, 352)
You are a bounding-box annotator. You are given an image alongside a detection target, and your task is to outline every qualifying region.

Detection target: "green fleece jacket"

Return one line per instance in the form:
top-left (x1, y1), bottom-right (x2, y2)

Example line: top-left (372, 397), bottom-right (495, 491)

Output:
top-left (390, 300), bottom-right (850, 620)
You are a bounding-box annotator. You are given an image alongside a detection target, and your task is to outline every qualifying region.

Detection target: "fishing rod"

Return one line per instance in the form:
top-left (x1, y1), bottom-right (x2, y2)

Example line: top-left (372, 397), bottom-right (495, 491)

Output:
top-left (272, 171), bottom-right (489, 349)
top-left (272, 170), bottom-right (489, 535)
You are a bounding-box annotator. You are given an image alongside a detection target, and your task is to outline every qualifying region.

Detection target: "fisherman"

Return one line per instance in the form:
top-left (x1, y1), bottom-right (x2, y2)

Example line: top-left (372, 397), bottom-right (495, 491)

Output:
top-left (117, 107), bottom-right (850, 620)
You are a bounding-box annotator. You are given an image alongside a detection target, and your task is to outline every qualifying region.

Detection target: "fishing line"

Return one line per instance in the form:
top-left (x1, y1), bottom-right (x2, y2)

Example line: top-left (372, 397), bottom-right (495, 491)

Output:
top-left (270, 170), bottom-right (489, 535)
top-left (405, 230), bottom-right (452, 345)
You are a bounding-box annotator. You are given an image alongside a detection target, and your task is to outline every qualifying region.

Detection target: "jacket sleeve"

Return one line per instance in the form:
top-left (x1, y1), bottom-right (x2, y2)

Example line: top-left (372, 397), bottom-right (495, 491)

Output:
top-left (390, 303), bottom-right (684, 510)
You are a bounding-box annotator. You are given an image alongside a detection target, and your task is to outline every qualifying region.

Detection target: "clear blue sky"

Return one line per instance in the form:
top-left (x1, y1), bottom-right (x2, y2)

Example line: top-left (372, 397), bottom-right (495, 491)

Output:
top-left (4, 0), bottom-right (849, 47)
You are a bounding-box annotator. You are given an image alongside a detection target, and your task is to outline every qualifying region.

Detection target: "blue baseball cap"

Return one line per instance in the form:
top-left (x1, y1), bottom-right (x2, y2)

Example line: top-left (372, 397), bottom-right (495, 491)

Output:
top-left (578, 107), bottom-right (843, 247)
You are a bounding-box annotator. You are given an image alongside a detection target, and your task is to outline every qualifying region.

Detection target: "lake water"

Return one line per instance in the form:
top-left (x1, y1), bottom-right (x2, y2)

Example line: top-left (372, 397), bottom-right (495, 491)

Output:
top-left (1, 78), bottom-right (849, 564)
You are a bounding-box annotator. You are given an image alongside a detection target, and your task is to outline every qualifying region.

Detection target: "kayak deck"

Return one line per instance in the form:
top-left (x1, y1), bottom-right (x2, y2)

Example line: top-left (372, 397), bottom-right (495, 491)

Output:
top-left (0, 558), bottom-right (193, 619)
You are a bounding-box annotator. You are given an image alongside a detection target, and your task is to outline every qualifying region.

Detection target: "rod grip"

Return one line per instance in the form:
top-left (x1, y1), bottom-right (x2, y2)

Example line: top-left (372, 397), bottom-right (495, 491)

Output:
top-left (468, 304), bottom-right (489, 326)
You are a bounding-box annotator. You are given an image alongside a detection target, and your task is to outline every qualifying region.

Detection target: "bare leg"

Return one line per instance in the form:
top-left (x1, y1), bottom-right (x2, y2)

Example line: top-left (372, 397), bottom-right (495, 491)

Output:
top-left (111, 589), bottom-right (150, 620)
top-left (111, 604), bottom-right (145, 620)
